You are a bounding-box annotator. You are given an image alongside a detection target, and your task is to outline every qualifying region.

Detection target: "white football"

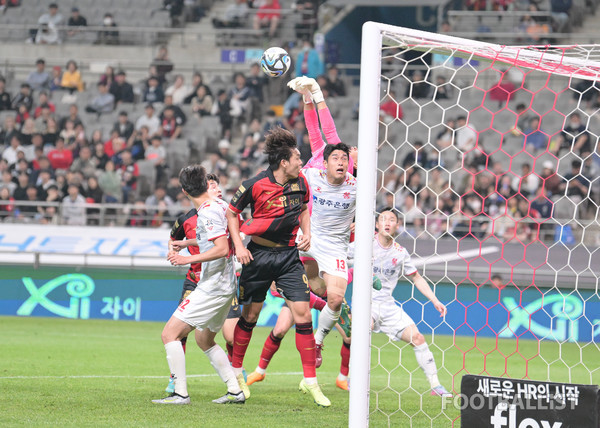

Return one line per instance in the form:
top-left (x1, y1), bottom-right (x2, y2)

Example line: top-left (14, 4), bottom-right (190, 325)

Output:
top-left (260, 47), bottom-right (291, 78)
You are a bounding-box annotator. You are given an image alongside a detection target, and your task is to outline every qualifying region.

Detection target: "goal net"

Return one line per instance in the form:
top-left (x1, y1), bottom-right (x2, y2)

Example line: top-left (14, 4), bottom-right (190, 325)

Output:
top-left (350, 22), bottom-right (600, 427)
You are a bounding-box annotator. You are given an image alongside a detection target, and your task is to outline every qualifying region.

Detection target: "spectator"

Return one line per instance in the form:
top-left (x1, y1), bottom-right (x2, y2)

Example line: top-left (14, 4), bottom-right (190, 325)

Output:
top-left (92, 142), bottom-right (110, 170)
top-left (253, 0), bottom-right (281, 39)
top-left (85, 83), bottom-right (115, 115)
top-left (58, 104), bottom-right (82, 131)
top-left (126, 200), bottom-right (148, 227)
top-left (490, 274), bottom-right (505, 289)
top-left (145, 136), bottom-right (167, 185)
top-left (96, 13), bottom-right (119, 45)
top-left (1, 115), bottom-right (18, 146)
top-left (27, 59), bottom-right (51, 92)
top-left (295, 39), bottom-right (324, 79)
top-left (12, 173), bottom-right (30, 200)
top-left (561, 112), bottom-right (591, 156)
top-left (32, 3), bottom-right (63, 44)
top-left (33, 92), bottom-right (55, 119)
top-left (190, 85), bottom-right (213, 117)
top-left (211, 90), bottom-right (233, 138)
top-left (70, 146), bottom-right (96, 178)
top-left (47, 138), bottom-right (73, 171)
top-left (0, 170), bottom-right (16, 195)
top-left (61, 183), bottom-right (86, 225)
top-left (160, 106), bottom-right (183, 142)
top-left (325, 65), bottom-right (346, 97)
top-left (145, 186), bottom-right (174, 215)
top-left (43, 117), bottom-right (59, 146)
top-left (85, 176), bottom-right (103, 224)
top-left (61, 60), bottom-right (84, 93)
top-left (117, 150), bottom-right (138, 202)
top-left (42, 184), bottom-right (61, 224)
top-left (212, 0), bottom-right (248, 28)
top-left (104, 131), bottom-right (126, 158)
top-left (109, 71), bottom-right (134, 106)
top-left (15, 104), bottom-right (31, 129)
top-left (99, 65), bottom-right (116, 87)
top-left (165, 74), bottom-right (191, 106)
top-left (512, 163), bottom-right (540, 198)
top-left (183, 71), bottom-right (211, 104)
top-left (2, 135), bottom-right (24, 166)
top-left (523, 117), bottom-right (548, 152)
top-left (98, 160), bottom-right (122, 202)
top-left (34, 168), bottom-right (55, 197)
top-left (163, 0), bottom-right (184, 26)
top-left (228, 72), bottom-right (251, 118)
top-left (488, 71), bottom-right (516, 106)
top-left (49, 66), bottom-right (63, 93)
top-left (564, 159), bottom-right (590, 203)
top-left (455, 116), bottom-right (477, 153)
top-left (33, 104), bottom-right (53, 134)
top-left (550, 0), bottom-right (571, 33)
top-left (379, 90), bottom-right (403, 123)
top-left (136, 104), bottom-right (161, 136)
top-left (19, 186), bottom-right (44, 221)
top-left (293, 0), bottom-right (318, 39)
top-left (35, 22), bottom-right (60, 45)
top-left (433, 75), bottom-right (452, 101)
top-left (405, 70), bottom-right (430, 99)
top-left (151, 45), bottom-right (174, 83)
top-left (0, 78), bottom-right (11, 111)
top-left (0, 186), bottom-right (15, 219)
top-left (112, 111), bottom-right (135, 140)
top-left (143, 76), bottom-right (165, 104)
top-left (67, 7), bottom-right (87, 37)
top-left (11, 83), bottom-right (33, 112)
top-left (127, 126), bottom-right (149, 161)
top-left (160, 95), bottom-right (187, 125)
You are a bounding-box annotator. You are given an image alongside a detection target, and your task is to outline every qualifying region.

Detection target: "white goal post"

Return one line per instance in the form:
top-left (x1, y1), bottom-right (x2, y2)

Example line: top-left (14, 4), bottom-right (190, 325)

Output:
top-left (349, 21), bottom-right (600, 428)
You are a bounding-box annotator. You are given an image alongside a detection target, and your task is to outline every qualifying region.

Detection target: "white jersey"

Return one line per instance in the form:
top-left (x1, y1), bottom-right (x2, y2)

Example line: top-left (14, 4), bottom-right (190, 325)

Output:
top-left (303, 168), bottom-right (357, 252)
top-left (195, 198), bottom-right (236, 296)
top-left (370, 235), bottom-right (417, 302)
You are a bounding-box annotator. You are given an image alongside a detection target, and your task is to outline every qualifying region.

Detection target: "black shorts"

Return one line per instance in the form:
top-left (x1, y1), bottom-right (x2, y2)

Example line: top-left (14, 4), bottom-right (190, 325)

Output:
top-left (239, 241), bottom-right (310, 305)
top-left (178, 277), bottom-right (198, 304)
top-left (227, 294), bottom-right (242, 319)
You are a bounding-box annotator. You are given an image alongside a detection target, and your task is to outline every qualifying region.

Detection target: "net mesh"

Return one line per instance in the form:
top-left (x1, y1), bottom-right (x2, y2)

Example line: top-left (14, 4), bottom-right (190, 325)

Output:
top-left (367, 29), bottom-right (600, 427)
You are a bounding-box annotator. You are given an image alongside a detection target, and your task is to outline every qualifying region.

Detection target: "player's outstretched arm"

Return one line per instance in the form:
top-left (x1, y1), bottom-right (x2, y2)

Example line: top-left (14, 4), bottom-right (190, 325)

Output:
top-left (288, 76), bottom-right (324, 154)
top-left (167, 236), bottom-right (229, 266)
top-left (408, 271), bottom-right (447, 316)
top-left (226, 208), bottom-right (253, 265)
top-left (170, 239), bottom-right (197, 252)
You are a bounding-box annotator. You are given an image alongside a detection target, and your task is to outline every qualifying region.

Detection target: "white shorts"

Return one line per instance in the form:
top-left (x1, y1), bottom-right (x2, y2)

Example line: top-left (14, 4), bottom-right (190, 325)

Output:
top-left (299, 235), bottom-right (348, 281)
top-left (371, 299), bottom-right (415, 341)
top-left (173, 287), bottom-right (235, 333)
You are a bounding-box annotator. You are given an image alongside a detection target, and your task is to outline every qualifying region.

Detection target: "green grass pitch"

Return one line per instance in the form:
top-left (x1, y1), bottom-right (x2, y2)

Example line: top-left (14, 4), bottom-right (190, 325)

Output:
top-left (1, 316), bottom-right (594, 427)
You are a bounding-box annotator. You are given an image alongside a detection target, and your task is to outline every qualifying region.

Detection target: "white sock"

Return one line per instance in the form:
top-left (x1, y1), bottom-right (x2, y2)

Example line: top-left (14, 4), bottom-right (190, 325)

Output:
top-left (165, 341), bottom-right (188, 397)
top-left (304, 377), bottom-right (317, 385)
top-left (255, 366), bottom-right (266, 375)
top-left (413, 343), bottom-right (440, 388)
top-left (204, 344), bottom-right (242, 394)
top-left (315, 305), bottom-right (341, 345)
top-left (337, 374), bottom-right (348, 381)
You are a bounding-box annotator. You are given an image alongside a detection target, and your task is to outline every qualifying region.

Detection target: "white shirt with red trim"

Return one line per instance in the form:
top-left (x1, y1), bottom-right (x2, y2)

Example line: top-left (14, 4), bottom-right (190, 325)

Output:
top-left (196, 198), bottom-right (236, 295)
top-left (371, 235), bottom-right (417, 302)
top-left (303, 168), bottom-right (356, 252)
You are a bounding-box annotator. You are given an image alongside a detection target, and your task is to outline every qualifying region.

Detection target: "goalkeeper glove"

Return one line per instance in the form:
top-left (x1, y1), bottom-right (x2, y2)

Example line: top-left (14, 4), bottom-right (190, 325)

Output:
top-left (287, 76), bottom-right (313, 104)
top-left (297, 76), bottom-right (324, 104)
top-left (372, 276), bottom-right (382, 291)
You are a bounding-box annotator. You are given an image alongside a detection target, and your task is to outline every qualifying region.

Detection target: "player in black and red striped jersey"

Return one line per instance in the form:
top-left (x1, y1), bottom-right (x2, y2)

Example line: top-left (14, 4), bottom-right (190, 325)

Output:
top-left (226, 127), bottom-right (330, 407)
top-left (164, 173), bottom-right (243, 395)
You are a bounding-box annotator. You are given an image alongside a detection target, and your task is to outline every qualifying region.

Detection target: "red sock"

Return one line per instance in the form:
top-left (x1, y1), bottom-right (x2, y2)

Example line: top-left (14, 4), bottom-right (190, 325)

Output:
top-left (340, 341), bottom-right (351, 376)
top-left (295, 322), bottom-right (316, 378)
top-left (232, 317), bottom-right (256, 369)
top-left (226, 343), bottom-right (234, 363)
top-left (181, 336), bottom-right (187, 354)
top-left (258, 331), bottom-right (283, 370)
top-left (309, 292), bottom-right (326, 311)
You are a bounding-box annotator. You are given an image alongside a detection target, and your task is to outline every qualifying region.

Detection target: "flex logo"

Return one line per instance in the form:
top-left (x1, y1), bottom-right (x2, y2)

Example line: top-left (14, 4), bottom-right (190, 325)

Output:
top-left (499, 294), bottom-right (583, 342)
top-left (17, 274), bottom-right (95, 319)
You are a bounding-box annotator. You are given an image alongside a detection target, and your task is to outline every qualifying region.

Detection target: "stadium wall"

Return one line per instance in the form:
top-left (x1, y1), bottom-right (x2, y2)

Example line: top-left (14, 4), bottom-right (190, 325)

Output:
top-left (0, 265), bottom-right (597, 342)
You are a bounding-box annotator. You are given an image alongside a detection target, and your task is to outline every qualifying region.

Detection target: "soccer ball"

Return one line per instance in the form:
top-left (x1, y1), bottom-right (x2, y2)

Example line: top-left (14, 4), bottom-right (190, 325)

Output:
top-left (260, 47), bottom-right (291, 78)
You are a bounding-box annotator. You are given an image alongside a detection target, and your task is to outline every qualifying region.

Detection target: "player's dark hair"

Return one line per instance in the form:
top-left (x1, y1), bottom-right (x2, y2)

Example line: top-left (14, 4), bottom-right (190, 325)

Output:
top-left (179, 165), bottom-right (207, 197)
top-left (323, 143), bottom-right (350, 162)
top-left (376, 207), bottom-right (400, 222)
top-left (264, 127), bottom-right (297, 169)
top-left (206, 173), bottom-right (219, 184)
